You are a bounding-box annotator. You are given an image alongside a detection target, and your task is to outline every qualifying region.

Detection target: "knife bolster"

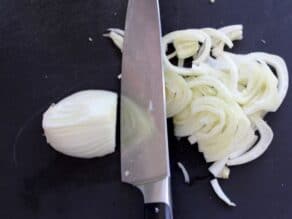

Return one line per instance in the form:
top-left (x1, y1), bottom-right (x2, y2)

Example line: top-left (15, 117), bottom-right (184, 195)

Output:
top-left (138, 177), bottom-right (172, 207)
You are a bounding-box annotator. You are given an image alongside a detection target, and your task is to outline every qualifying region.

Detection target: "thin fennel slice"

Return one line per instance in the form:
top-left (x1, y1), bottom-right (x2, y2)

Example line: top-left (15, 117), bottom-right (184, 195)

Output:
top-left (210, 179), bottom-right (236, 207)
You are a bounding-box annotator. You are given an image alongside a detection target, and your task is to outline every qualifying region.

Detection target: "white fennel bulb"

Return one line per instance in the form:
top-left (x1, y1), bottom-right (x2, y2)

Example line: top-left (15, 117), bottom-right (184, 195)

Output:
top-left (42, 90), bottom-right (117, 158)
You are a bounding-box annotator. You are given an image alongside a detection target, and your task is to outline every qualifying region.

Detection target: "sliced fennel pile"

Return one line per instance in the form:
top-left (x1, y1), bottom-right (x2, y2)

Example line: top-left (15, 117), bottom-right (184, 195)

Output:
top-left (105, 24), bottom-right (289, 206)
top-left (42, 90), bottom-right (117, 158)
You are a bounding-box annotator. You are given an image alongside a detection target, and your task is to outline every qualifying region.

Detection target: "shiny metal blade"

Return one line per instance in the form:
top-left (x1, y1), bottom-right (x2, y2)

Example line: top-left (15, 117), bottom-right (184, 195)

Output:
top-left (121, 0), bottom-right (169, 186)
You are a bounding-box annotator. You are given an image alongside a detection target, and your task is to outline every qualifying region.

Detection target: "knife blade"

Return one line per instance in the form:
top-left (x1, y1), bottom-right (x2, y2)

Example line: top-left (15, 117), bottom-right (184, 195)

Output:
top-left (120, 0), bottom-right (172, 218)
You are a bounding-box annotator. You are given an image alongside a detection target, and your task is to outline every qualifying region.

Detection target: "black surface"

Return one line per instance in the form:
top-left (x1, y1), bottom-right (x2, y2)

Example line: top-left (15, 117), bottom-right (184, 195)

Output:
top-left (144, 203), bottom-right (172, 219)
top-left (0, 0), bottom-right (292, 218)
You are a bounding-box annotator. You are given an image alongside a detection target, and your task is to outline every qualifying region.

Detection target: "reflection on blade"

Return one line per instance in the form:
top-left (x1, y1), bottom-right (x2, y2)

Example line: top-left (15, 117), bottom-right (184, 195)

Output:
top-left (121, 96), bottom-right (155, 147)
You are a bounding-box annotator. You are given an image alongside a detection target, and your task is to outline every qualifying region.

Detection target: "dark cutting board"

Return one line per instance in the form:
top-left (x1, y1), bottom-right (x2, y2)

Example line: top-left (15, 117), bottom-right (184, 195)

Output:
top-left (1, 0), bottom-right (292, 218)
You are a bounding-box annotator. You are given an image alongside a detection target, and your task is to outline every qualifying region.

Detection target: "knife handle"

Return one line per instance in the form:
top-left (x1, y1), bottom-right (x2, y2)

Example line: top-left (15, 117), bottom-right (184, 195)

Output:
top-left (144, 203), bottom-right (173, 219)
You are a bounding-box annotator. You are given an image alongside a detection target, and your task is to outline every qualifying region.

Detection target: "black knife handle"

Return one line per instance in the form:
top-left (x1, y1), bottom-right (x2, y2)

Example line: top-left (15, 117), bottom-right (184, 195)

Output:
top-left (144, 203), bottom-right (173, 219)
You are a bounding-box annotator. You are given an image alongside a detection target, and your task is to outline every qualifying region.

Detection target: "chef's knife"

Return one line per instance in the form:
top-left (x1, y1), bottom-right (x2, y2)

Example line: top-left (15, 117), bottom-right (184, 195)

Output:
top-left (120, 0), bottom-right (172, 218)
